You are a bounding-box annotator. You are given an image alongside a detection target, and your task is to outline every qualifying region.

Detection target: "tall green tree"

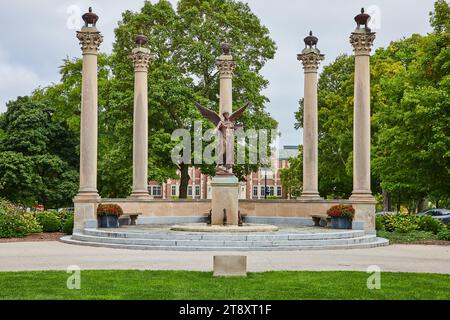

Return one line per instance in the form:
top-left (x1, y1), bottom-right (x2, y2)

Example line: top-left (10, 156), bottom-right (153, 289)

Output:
top-left (0, 96), bottom-right (78, 208)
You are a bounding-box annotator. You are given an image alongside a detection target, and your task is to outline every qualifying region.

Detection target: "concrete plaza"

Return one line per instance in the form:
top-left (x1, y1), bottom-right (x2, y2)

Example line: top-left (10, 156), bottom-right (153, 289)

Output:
top-left (0, 242), bottom-right (448, 274)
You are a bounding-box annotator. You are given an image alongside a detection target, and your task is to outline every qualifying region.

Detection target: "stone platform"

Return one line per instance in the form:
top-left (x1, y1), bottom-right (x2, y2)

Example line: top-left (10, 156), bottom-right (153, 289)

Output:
top-left (61, 225), bottom-right (388, 251)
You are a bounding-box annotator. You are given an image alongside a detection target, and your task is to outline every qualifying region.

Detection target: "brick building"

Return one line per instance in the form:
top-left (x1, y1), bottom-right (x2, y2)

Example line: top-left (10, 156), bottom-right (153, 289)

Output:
top-left (148, 146), bottom-right (299, 200)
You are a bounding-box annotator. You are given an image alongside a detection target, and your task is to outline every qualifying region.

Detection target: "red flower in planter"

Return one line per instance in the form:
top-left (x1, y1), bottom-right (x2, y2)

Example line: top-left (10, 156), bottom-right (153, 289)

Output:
top-left (327, 205), bottom-right (355, 221)
top-left (97, 204), bottom-right (124, 217)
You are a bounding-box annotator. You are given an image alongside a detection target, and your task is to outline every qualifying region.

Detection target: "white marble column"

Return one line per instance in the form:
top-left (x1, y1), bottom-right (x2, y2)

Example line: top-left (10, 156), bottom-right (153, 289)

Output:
top-left (129, 35), bottom-right (155, 199)
top-left (74, 7), bottom-right (103, 231)
top-left (350, 22), bottom-right (376, 202)
top-left (297, 32), bottom-right (324, 200)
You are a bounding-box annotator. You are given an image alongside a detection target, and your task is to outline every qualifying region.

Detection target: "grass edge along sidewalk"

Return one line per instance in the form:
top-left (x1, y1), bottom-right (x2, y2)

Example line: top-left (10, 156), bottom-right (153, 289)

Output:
top-left (0, 270), bottom-right (449, 300)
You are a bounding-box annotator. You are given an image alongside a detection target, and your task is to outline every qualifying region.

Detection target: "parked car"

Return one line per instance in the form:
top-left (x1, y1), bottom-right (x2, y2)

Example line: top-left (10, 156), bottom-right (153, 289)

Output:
top-left (376, 211), bottom-right (398, 216)
top-left (417, 209), bottom-right (450, 224)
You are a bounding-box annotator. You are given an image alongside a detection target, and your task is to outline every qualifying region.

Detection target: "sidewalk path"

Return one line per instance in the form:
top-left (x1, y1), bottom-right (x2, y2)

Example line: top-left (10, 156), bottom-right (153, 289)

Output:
top-left (0, 241), bottom-right (449, 274)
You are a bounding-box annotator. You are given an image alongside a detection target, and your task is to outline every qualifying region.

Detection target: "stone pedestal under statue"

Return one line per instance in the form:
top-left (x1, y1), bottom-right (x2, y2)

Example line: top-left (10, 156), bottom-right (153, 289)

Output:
top-left (211, 175), bottom-right (240, 226)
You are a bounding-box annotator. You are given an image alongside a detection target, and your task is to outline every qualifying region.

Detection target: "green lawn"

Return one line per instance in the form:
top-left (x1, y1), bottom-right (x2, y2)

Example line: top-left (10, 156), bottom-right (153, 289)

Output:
top-left (378, 230), bottom-right (439, 243)
top-left (0, 270), bottom-right (449, 300)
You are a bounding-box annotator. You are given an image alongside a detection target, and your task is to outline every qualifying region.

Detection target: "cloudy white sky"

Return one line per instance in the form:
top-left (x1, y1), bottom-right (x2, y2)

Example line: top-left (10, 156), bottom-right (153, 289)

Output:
top-left (0, 0), bottom-right (436, 145)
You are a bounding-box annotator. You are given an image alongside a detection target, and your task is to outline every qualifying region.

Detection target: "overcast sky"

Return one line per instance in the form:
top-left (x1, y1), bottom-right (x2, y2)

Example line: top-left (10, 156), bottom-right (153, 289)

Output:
top-left (0, 0), bottom-right (436, 146)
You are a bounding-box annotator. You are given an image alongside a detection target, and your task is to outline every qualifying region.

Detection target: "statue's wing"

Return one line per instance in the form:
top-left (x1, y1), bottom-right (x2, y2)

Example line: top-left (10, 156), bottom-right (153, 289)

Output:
top-left (229, 102), bottom-right (251, 122)
top-left (195, 102), bottom-right (221, 126)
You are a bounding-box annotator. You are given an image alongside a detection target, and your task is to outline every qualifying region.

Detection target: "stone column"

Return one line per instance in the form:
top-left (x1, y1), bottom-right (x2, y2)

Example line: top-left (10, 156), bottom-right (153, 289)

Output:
top-left (350, 9), bottom-right (376, 202)
top-left (349, 9), bottom-right (377, 233)
top-left (73, 7), bottom-right (103, 232)
top-left (129, 35), bottom-right (155, 199)
top-left (297, 32), bottom-right (324, 200)
top-left (216, 42), bottom-right (236, 117)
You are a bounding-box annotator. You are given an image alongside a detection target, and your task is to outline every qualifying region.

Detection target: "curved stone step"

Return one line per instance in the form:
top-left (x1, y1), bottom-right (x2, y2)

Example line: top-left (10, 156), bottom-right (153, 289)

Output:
top-left (60, 236), bottom-right (389, 251)
top-left (71, 232), bottom-right (380, 248)
top-left (82, 228), bottom-right (367, 241)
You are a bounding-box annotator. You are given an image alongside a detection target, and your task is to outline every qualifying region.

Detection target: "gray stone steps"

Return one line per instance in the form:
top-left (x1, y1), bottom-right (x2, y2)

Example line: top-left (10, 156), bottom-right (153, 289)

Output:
top-left (61, 235), bottom-right (389, 251)
top-left (82, 228), bottom-right (367, 241)
top-left (71, 232), bottom-right (381, 248)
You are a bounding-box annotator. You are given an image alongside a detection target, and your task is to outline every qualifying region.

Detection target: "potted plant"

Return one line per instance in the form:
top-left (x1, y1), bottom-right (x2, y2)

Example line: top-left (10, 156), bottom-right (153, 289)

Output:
top-left (97, 204), bottom-right (123, 228)
top-left (327, 205), bottom-right (355, 230)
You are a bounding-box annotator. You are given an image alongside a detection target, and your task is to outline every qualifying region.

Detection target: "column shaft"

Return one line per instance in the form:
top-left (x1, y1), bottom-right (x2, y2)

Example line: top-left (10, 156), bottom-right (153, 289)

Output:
top-left (132, 70), bottom-right (150, 195)
top-left (297, 46), bottom-right (324, 200)
top-left (79, 52), bottom-right (99, 195)
top-left (302, 71), bottom-right (319, 196)
top-left (129, 46), bottom-right (154, 199)
top-left (349, 30), bottom-right (376, 201)
top-left (353, 54), bottom-right (371, 195)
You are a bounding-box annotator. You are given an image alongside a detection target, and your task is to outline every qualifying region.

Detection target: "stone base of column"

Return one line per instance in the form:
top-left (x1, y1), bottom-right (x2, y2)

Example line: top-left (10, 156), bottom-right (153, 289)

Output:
top-left (73, 192), bottom-right (101, 232)
top-left (128, 191), bottom-right (151, 200)
top-left (351, 202), bottom-right (377, 234)
top-left (350, 191), bottom-right (377, 203)
top-left (211, 175), bottom-right (239, 226)
top-left (299, 192), bottom-right (323, 201)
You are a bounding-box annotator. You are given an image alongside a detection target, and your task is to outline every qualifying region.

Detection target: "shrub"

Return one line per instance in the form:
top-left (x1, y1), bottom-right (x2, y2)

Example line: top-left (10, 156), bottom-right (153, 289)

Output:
top-left (375, 215), bottom-right (385, 231)
top-left (0, 199), bottom-right (42, 238)
top-left (62, 214), bottom-right (74, 235)
top-left (97, 204), bottom-right (124, 217)
top-left (417, 215), bottom-right (445, 234)
top-left (380, 214), bottom-right (420, 233)
top-left (327, 205), bottom-right (355, 221)
top-left (437, 229), bottom-right (450, 241)
top-left (35, 212), bottom-right (62, 233)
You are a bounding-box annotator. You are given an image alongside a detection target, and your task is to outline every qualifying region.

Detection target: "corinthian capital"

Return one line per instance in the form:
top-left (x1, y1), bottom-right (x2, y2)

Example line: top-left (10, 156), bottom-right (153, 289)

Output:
top-left (350, 31), bottom-right (376, 56)
top-left (77, 30), bottom-right (103, 54)
top-left (297, 51), bottom-right (325, 73)
top-left (129, 48), bottom-right (155, 72)
top-left (216, 56), bottom-right (236, 79)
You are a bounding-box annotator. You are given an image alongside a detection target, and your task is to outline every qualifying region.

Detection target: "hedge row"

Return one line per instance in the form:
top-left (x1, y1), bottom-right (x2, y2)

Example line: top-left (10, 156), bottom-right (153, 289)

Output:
top-left (0, 199), bottom-right (74, 239)
top-left (376, 214), bottom-right (450, 241)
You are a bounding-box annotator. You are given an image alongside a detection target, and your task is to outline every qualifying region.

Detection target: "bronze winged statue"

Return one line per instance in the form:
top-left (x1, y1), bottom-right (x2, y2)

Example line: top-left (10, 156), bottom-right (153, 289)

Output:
top-left (195, 102), bottom-right (251, 174)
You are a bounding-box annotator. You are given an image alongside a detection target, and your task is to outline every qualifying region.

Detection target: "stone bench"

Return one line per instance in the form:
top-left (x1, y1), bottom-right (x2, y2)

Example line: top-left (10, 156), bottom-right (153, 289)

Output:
top-left (311, 215), bottom-right (331, 228)
top-left (119, 213), bottom-right (142, 226)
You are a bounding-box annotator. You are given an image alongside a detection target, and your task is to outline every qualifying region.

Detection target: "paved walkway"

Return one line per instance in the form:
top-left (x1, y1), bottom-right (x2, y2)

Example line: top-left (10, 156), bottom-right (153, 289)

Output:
top-left (0, 241), bottom-right (449, 274)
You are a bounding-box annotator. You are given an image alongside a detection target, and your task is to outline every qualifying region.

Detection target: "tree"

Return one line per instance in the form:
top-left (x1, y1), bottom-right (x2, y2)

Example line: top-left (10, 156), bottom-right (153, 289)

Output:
top-left (107, 0), bottom-right (278, 198)
top-left (0, 97), bottom-right (78, 208)
top-left (280, 147), bottom-right (303, 199)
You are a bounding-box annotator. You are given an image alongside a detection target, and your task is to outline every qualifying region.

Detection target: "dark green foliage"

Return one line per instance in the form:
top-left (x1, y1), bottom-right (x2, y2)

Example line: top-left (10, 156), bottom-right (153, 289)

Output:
top-left (35, 212), bottom-right (62, 233)
top-left (0, 97), bottom-right (78, 208)
top-left (417, 215), bottom-right (445, 234)
top-left (62, 214), bottom-right (74, 235)
top-left (437, 228), bottom-right (450, 240)
top-left (377, 214), bottom-right (447, 235)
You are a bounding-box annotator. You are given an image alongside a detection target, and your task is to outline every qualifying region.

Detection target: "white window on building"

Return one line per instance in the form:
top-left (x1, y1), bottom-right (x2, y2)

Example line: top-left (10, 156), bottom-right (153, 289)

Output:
top-left (277, 186), bottom-right (282, 197)
top-left (260, 186), bottom-right (265, 196)
top-left (269, 186), bottom-right (275, 197)
top-left (253, 186), bottom-right (258, 197)
top-left (188, 186), bottom-right (193, 196)
top-left (152, 186), bottom-right (162, 197)
top-left (195, 185), bottom-right (201, 197)
top-left (171, 185), bottom-right (177, 197)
